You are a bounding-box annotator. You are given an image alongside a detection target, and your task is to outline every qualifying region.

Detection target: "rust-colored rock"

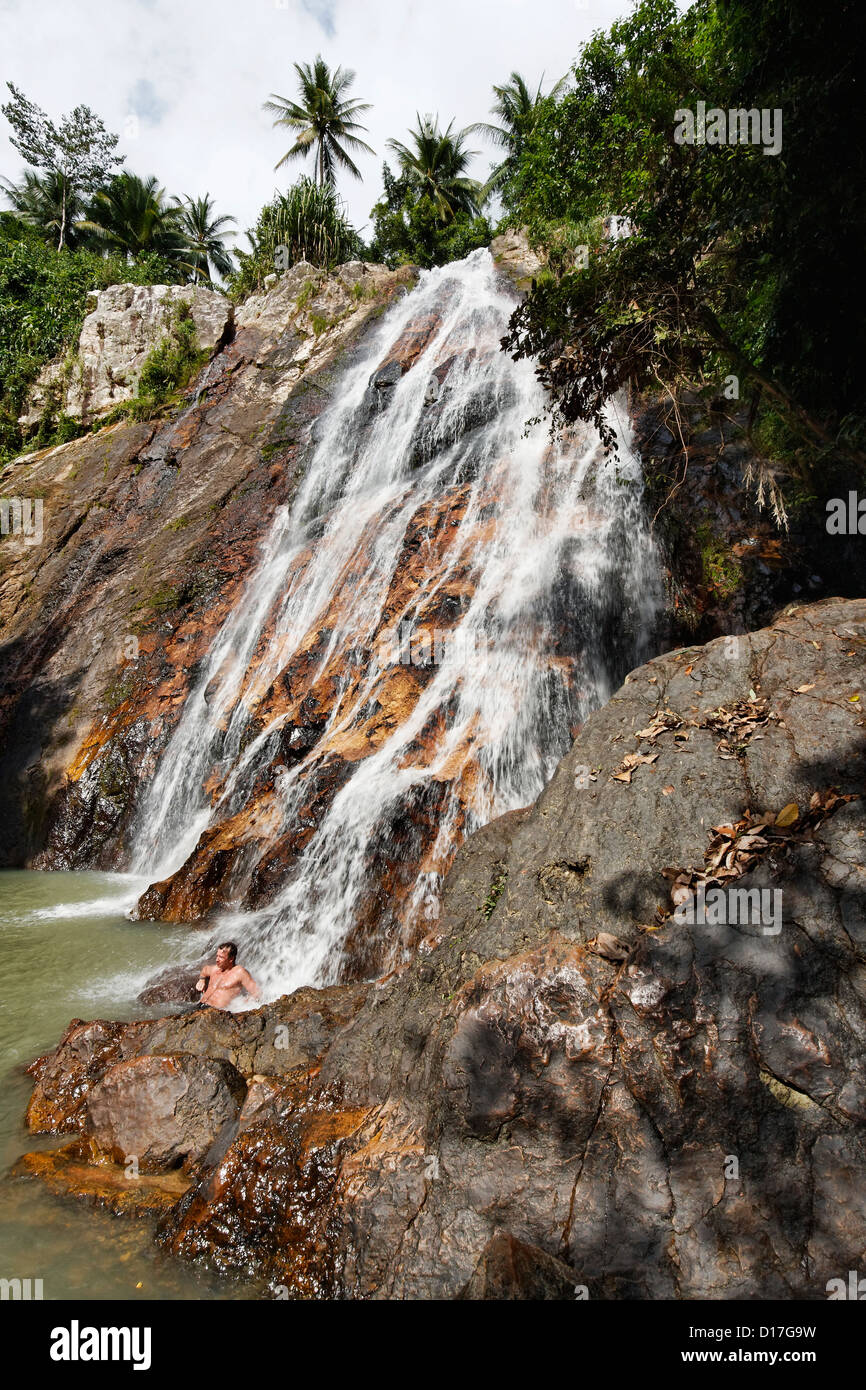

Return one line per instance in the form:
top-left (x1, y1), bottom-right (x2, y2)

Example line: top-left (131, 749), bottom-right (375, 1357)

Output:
top-left (86, 1053), bottom-right (247, 1173)
top-left (12, 1143), bottom-right (192, 1218)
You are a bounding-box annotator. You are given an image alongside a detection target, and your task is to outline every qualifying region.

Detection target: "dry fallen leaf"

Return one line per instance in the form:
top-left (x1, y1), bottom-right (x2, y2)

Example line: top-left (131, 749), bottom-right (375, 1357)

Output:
top-left (795, 684), bottom-right (815, 693)
top-left (775, 802), bottom-right (799, 828)
top-left (662, 785), bottom-right (675, 795)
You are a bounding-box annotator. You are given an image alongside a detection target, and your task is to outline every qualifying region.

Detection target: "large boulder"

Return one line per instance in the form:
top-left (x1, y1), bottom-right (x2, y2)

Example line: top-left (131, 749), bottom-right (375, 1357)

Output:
top-left (24, 981), bottom-right (370, 1136)
top-left (17, 597), bottom-right (866, 1299)
top-left (85, 1053), bottom-right (247, 1173)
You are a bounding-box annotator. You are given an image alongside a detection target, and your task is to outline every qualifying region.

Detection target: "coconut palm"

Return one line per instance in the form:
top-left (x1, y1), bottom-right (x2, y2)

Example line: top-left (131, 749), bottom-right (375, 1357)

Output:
top-left (80, 172), bottom-right (186, 265)
top-left (474, 70), bottom-right (569, 192)
top-left (386, 115), bottom-right (483, 222)
top-left (173, 194), bottom-right (236, 282)
top-left (1, 168), bottom-right (89, 248)
top-left (264, 56), bottom-right (374, 186)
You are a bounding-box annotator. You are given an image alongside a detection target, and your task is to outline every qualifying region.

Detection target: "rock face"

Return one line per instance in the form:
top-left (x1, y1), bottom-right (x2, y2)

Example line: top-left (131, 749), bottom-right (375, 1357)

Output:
top-left (0, 257), bottom-right (407, 868)
top-left (20, 283), bottom-right (234, 426)
top-left (25, 981), bottom-right (370, 1137)
top-left (489, 230), bottom-right (547, 289)
top-left (631, 385), bottom-right (866, 646)
top-left (17, 597), bottom-right (866, 1299)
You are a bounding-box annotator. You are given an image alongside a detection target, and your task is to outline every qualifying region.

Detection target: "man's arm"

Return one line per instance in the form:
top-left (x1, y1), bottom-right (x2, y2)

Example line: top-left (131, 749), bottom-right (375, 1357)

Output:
top-left (195, 963), bottom-right (213, 993)
top-left (237, 967), bottom-right (260, 1000)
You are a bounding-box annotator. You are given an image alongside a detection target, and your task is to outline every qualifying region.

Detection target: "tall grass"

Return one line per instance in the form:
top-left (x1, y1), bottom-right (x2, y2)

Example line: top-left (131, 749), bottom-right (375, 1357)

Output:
top-left (229, 178), bottom-right (363, 301)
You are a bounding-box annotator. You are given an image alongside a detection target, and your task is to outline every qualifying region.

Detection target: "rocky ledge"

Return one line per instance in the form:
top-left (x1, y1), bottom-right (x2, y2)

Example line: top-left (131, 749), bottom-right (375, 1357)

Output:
top-left (12, 596), bottom-right (866, 1298)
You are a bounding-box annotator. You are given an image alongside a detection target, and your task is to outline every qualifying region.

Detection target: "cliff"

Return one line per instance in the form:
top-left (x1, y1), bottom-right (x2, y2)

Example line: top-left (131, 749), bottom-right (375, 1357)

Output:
top-left (0, 257), bottom-right (412, 867)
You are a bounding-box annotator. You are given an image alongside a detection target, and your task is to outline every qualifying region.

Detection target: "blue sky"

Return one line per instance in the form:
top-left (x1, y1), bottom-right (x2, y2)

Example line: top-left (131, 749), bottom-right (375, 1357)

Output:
top-left (1, 0), bottom-right (626, 247)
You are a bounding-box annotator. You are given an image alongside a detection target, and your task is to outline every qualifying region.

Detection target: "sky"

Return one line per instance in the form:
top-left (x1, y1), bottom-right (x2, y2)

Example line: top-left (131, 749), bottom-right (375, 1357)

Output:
top-left (1, 0), bottom-right (628, 250)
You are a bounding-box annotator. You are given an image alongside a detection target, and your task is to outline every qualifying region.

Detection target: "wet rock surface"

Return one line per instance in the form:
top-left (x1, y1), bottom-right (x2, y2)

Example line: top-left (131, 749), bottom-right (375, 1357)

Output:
top-left (15, 598), bottom-right (866, 1299)
top-left (632, 387), bottom-right (866, 644)
top-left (24, 982), bottom-right (370, 1137)
top-left (12, 1143), bottom-right (192, 1218)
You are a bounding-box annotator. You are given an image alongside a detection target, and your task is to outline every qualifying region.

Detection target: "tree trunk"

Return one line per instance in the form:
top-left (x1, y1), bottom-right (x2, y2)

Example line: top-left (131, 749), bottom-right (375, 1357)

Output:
top-left (58, 181), bottom-right (66, 251)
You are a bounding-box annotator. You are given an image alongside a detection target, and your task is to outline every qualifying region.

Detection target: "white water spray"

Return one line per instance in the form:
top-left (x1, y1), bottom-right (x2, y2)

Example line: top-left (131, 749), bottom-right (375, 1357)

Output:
top-left (130, 248), bottom-right (661, 997)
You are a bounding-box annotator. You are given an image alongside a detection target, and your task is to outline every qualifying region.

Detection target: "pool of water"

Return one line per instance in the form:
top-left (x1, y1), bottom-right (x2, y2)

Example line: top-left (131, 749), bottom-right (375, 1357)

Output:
top-left (0, 870), bottom-right (263, 1300)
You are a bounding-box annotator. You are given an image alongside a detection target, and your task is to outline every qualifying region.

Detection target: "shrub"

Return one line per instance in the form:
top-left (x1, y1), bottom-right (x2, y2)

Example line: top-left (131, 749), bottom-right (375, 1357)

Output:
top-left (228, 178), bottom-right (364, 302)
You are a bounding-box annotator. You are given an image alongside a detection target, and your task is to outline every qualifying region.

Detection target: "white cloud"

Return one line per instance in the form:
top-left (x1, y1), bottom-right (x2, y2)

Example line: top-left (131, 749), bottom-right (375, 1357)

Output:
top-left (1, 0), bottom-right (625, 248)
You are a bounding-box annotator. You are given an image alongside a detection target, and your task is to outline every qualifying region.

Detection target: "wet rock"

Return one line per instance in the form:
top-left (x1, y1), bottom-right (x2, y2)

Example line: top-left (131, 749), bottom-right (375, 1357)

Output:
top-left (12, 1142), bottom-right (192, 1217)
top-left (138, 962), bottom-right (207, 1006)
top-left (0, 259), bottom-right (410, 869)
top-left (86, 1053), bottom-right (247, 1173)
top-left (24, 982), bottom-right (369, 1136)
top-left (632, 389), bottom-right (866, 644)
top-left (25, 1018), bottom-right (131, 1134)
top-left (238, 1075), bottom-right (290, 1131)
top-left (115, 599), bottom-right (866, 1297)
top-left (458, 1231), bottom-right (580, 1300)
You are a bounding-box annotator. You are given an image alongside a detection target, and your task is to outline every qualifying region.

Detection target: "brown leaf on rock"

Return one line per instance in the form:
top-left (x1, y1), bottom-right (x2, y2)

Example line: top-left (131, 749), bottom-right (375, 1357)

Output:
top-left (659, 787), bottom-right (859, 923)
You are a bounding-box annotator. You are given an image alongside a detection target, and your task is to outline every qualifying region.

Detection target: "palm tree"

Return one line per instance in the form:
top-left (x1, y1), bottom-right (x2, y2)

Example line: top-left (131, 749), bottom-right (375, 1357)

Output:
top-left (173, 194), bottom-right (236, 282)
top-left (474, 71), bottom-right (569, 193)
top-left (1, 169), bottom-right (88, 249)
top-left (264, 55), bottom-right (374, 186)
top-left (386, 115), bottom-right (483, 222)
top-left (81, 172), bottom-right (186, 266)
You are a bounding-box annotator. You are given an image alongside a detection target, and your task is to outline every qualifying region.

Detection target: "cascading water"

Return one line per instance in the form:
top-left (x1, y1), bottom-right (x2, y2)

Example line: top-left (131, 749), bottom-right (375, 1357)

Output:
top-left (130, 247), bottom-right (661, 998)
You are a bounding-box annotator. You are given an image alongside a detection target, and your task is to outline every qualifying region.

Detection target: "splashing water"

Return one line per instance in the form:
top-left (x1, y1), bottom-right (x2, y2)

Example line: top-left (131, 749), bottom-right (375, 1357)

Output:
top-left (130, 248), bottom-right (661, 998)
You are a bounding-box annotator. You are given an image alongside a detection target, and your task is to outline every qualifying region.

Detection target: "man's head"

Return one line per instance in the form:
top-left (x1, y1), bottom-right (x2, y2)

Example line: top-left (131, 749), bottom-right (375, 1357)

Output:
top-left (216, 941), bottom-right (238, 969)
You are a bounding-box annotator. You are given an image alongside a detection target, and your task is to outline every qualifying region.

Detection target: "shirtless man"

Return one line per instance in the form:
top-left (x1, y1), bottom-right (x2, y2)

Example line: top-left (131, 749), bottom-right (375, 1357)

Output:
top-left (195, 942), bottom-right (259, 1011)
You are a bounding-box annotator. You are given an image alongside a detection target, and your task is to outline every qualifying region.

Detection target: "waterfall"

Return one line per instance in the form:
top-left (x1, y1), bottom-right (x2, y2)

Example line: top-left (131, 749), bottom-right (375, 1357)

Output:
top-left (129, 248), bottom-right (661, 997)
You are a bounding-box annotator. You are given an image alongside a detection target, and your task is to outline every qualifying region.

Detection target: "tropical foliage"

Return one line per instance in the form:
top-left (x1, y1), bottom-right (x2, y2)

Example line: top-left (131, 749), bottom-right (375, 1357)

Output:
top-left (473, 70), bottom-right (567, 198)
top-left (0, 169), bottom-right (90, 250)
top-left (81, 173), bottom-right (188, 265)
top-left (0, 213), bottom-right (182, 461)
top-left (1, 83), bottom-right (124, 249)
top-left (173, 195), bottom-right (236, 283)
top-left (228, 177), bottom-right (363, 299)
top-left (370, 116), bottom-right (490, 268)
top-left (500, 0), bottom-right (866, 491)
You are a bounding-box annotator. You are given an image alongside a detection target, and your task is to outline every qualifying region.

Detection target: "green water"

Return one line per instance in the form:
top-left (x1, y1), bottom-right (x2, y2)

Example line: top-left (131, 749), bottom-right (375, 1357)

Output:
top-left (0, 870), bottom-right (263, 1300)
